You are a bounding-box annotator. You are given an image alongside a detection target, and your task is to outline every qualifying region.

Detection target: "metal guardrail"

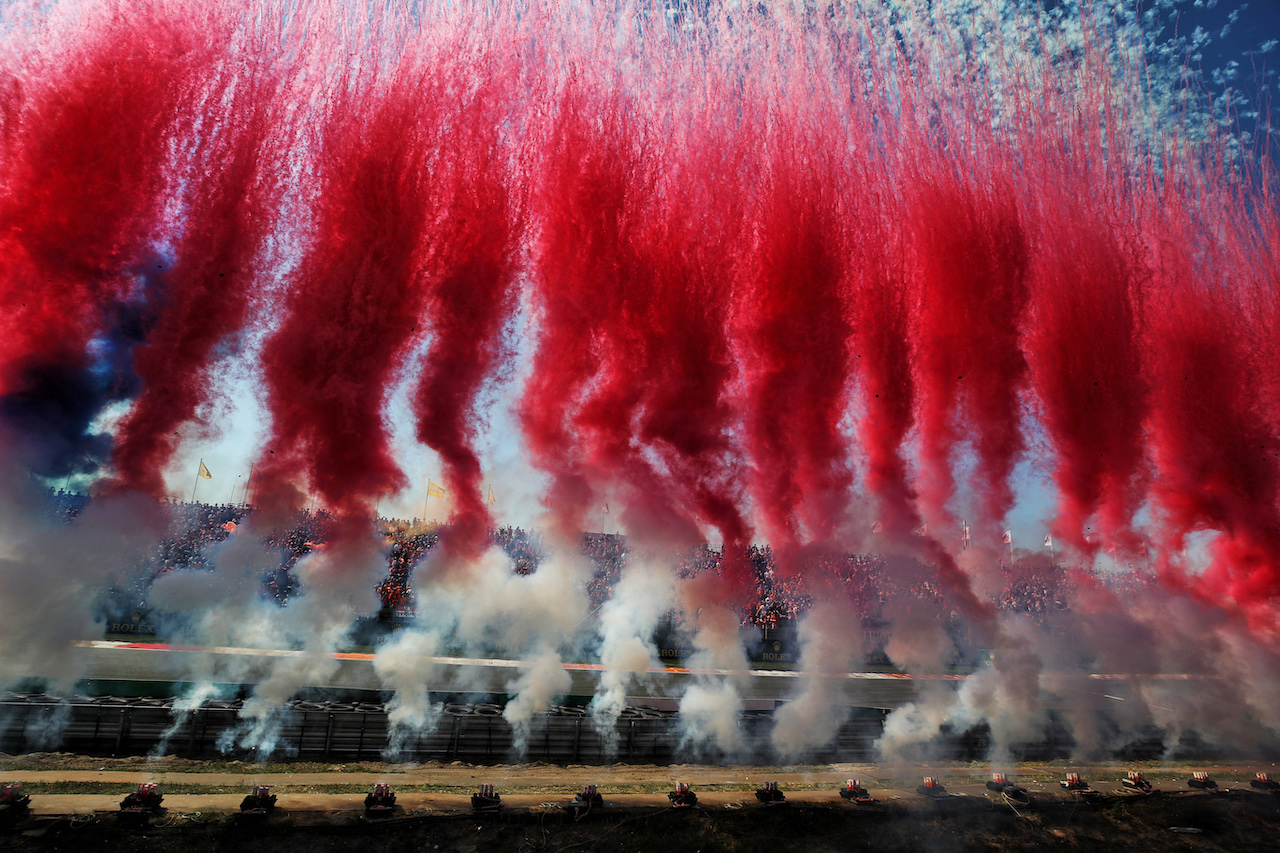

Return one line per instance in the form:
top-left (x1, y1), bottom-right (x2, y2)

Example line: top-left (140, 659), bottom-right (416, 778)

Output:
top-left (15, 692), bottom-right (1200, 763)
top-left (0, 693), bottom-right (894, 763)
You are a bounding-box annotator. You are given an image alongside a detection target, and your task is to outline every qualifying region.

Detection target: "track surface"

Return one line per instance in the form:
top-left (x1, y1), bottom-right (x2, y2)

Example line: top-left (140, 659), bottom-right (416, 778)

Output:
top-left (77, 641), bottom-right (1204, 710)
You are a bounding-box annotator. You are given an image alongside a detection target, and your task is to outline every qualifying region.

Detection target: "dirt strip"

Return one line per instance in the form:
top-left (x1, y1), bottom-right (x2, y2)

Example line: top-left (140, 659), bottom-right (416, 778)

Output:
top-left (6, 764), bottom-right (1280, 816)
top-left (2, 761), bottom-right (1277, 853)
top-left (17, 785), bottom-right (1279, 818)
top-left (3, 759), bottom-right (1277, 790)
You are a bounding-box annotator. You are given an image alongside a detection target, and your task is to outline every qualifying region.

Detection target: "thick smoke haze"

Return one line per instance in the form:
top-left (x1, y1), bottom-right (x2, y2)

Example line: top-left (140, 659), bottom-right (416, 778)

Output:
top-left (0, 0), bottom-right (1277, 763)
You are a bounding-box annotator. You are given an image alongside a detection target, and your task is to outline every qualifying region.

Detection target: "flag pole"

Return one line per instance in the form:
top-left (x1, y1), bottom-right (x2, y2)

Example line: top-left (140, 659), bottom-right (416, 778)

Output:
top-left (1008, 531), bottom-right (1013, 564)
top-left (192, 459), bottom-right (203, 503)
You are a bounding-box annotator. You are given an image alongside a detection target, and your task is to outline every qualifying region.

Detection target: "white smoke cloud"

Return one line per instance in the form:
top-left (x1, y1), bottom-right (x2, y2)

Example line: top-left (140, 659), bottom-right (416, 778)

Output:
top-left (873, 599), bottom-right (973, 762)
top-left (386, 542), bottom-right (590, 756)
top-left (0, 473), bottom-right (164, 691)
top-left (217, 535), bottom-right (385, 756)
top-left (771, 601), bottom-right (860, 761)
top-left (589, 558), bottom-right (674, 753)
top-left (679, 681), bottom-right (744, 755)
top-left (503, 641), bottom-right (571, 753)
top-left (374, 627), bottom-right (442, 758)
top-left (676, 585), bottom-right (749, 756)
top-left (441, 545), bottom-right (588, 648)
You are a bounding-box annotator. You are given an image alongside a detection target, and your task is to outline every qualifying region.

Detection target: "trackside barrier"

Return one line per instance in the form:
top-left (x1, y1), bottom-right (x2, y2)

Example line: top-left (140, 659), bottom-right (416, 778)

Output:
top-left (0, 693), bottom-right (886, 763)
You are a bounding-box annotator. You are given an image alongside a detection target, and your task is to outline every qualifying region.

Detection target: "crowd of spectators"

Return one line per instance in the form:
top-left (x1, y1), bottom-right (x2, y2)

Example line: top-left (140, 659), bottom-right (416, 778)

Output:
top-left (157, 501), bottom-right (245, 571)
top-left (375, 527), bottom-right (438, 616)
top-left (744, 546), bottom-right (813, 629)
top-left (45, 489), bottom-right (90, 523)
top-left (579, 533), bottom-right (626, 608)
top-left (1100, 568), bottom-right (1159, 599)
top-left (997, 565), bottom-right (1070, 617)
top-left (491, 526), bottom-right (544, 575)
top-left (49, 491), bottom-right (1157, 635)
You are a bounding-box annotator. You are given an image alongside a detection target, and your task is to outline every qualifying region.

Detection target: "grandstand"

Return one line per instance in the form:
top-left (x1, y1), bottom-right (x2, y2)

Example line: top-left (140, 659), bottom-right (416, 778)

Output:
top-left (7, 492), bottom-right (1253, 763)
top-left (83, 492), bottom-right (1142, 667)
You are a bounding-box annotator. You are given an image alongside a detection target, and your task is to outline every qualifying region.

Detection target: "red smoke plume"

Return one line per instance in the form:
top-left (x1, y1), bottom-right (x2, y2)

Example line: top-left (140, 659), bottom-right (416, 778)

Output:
top-left (110, 14), bottom-right (295, 496)
top-left (4, 3), bottom-right (1277, 632)
top-left (520, 80), bottom-right (639, 543)
top-left (909, 177), bottom-right (1030, 535)
top-left (0, 10), bottom-right (204, 400)
top-left (737, 123), bottom-right (856, 561)
top-left (254, 70), bottom-right (439, 518)
top-left (1023, 206), bottom-right (1150, 556)
top-left (410, 62), bottom-right (523, 560)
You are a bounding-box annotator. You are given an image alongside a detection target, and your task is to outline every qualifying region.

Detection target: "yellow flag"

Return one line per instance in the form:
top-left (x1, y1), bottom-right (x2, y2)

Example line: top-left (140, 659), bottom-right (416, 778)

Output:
top-left (427, 480), bottom-right (445, 498)
top-left (488, 486), bottom-right (496, 505)
top-left (198, 460), bottom-right (212, 480)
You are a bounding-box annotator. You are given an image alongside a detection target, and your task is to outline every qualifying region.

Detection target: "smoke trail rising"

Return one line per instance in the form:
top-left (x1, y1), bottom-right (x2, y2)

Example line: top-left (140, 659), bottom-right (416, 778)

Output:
top-left (0, 2), bottom-right (212, 476)
top-left (520, 77), bottom-right (645, 541)
top-left (1146, 279), bottom-right (1280, 611)
top-left (220, 532), bottom-right (385, 755)
top-left (623, 85), bottom-right (753, 560)
top-left (1023, 207), bottom-right (1150, 555)
top-left (770, 601), bottom-right (860, 761)
top-left (109, 6), bottom-right (303, 495)
top-left (909, 178), bottom-right (1030, 533)
top-left (374, 628), bottom-right (443, 758)
top-left (254, 62), bottom-right (431, 517)
top-left (590, 558), bottom-right (675, 752)
top-left (409, 35), bottom-right (525, 560)
top-left (677, 575), bottom-right (750, 757)
top-left (737, 121), bottom-right (857, 557)
top-left (0, 0), bottom-right (1275, 764)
